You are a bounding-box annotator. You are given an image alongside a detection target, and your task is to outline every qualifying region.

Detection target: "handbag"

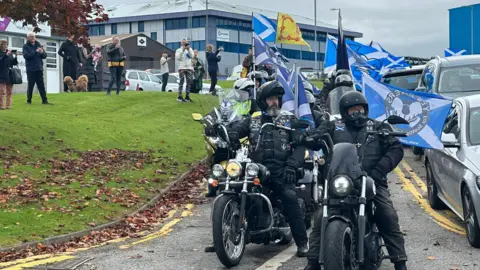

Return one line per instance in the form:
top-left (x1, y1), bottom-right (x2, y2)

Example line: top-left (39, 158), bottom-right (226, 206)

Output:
top-left (8, 66), bottom-right (22, 84)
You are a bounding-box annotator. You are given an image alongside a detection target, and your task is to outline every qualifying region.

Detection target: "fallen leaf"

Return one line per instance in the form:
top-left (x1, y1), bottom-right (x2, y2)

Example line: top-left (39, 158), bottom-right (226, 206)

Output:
top-left (428, 256), bottom-right (436, 260)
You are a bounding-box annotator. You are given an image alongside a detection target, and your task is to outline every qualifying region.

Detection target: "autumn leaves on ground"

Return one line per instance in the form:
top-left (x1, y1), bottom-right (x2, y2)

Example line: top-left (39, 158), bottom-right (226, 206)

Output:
top-left (0, 92), bottom-right (216, 250)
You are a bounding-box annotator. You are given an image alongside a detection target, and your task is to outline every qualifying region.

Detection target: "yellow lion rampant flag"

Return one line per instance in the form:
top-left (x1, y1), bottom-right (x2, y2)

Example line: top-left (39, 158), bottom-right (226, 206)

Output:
top-left (275, 12), bottom-right (312, 51)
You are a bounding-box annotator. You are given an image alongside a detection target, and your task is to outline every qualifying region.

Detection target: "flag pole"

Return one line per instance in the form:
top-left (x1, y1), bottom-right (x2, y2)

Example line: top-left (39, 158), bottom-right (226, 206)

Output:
top-left (314, 0), bottom-right (318, 73)
top-left (252, 12), bottom-right (256, 99)
top-left (205, 0), bottom-right (209, 80)
top-left (294, 63), bottom-right (298, 116)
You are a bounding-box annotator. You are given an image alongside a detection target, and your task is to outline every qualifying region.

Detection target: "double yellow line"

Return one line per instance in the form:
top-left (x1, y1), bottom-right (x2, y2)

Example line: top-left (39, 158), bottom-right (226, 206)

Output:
top-left (395, 160), bottom-right (466, 235)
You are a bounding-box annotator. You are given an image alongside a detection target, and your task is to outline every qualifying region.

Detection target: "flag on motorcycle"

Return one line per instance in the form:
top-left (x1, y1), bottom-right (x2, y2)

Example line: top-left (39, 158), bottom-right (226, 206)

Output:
top-left (444, 48), bottom-right (467, 57)
top-left (300, 72), bottom-right (321, 95)
top-left (362, 74), bottom-right (453, 150)
top-left (336, 9), bottom-right (350, 71)
top-left (253, 13), bottom-right (277, 42)
top-left (254, 32), bottom-right (289, 72)
top-left (275, 12), bottom-right (311, 51)
top-left (279, 74), bottom-right (295, 113)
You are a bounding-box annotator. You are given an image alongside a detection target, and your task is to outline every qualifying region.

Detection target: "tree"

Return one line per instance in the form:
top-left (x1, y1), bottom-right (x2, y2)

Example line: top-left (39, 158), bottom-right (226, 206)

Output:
top-left (0, 0), bottom-right (108, 43)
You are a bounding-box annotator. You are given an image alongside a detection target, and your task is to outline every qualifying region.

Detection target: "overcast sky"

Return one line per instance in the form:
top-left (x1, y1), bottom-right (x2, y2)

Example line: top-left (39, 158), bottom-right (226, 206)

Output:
top-left (97, 0), bottom-right (478, 58)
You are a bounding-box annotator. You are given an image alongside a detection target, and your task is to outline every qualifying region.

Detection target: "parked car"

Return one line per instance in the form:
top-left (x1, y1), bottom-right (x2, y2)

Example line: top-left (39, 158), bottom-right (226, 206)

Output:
top-left (152, 72), bottom-right (223, 94)
top-left (125, 69), bottom-right (163, 91)
top-left (381, 65), bottom-right (425, 90)
top-left (415, 55), bottom-right (480, 99)
top-left (425, 94), bottom-right (480, 247)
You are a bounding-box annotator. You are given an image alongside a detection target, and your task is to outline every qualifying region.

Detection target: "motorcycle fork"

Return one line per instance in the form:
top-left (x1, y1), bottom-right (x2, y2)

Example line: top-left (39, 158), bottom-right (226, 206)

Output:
top-left (236, 175), bottom-right (249, 237)
top-left (357, 176), bottom-right (367, 264)
top-left (318, 178), bottom-right (329, 265)
top-left (312, 162), bottom-right (319, 204)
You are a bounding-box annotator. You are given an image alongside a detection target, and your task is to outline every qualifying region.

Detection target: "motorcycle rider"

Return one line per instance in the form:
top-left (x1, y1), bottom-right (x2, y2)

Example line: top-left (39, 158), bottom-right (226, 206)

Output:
top-left (204, 81), bottom-right (309, 256)
top-left (302, 90), bottom-right (408, 270)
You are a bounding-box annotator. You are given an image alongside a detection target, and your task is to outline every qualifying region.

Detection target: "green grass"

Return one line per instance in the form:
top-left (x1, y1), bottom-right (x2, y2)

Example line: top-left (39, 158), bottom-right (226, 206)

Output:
top-left (0, 92), bottom-right (217, 247)
top-left (208, 80), bottom-right (324, 90)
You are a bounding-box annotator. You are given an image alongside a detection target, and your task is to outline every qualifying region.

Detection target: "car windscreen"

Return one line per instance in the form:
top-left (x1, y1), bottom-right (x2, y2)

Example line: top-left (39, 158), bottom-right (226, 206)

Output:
top-left (469, 107), bottom-right (480, 145)
top-left (382, 72), bottom-right (422, 90)
top-left (438, 64), bottom-right (480, 94)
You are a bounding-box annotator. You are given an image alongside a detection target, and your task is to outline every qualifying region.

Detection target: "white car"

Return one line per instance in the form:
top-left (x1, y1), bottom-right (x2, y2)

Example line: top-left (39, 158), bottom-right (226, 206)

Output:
top-left (152, 72), bottom-right (223, 94)
top-left (125, 70), bottom-right (163, 91)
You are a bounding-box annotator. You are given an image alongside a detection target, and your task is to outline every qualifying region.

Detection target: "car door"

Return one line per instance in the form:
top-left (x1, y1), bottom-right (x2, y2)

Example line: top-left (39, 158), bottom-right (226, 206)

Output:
top-left (127, 71), bottom-right (140, 90)
top-left (167, 74), bottom-right (179, 92)
top-left (148, 74), bottom-right (163, 91)
top-left (138, 71), bottom-right (153, 90)
top-left (441, 102), bottom-right (467, 213)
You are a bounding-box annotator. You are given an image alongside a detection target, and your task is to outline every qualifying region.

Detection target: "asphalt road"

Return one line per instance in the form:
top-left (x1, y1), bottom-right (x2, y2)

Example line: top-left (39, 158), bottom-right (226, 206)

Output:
top-left (8, 150), bottom-right (480, 270)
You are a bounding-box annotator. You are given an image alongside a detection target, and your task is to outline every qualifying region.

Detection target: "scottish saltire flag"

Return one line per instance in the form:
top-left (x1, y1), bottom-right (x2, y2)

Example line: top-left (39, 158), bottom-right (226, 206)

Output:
top-left (296, 74), bottom-right (314, 126)
top-left (299, 72), bottom-right (321, 95)
top-left (279, 74), bottom-right (295, 113)
top-left (271, 45), bottom-right (289, 63)
top-left (362, 74), bottom-right (452, 149)
top-left (253, 13), bottom-right (277, 42)
top-left (444, 48), bottom-right (467, 57)
top-left (254, 33), bottom-right (277, 66)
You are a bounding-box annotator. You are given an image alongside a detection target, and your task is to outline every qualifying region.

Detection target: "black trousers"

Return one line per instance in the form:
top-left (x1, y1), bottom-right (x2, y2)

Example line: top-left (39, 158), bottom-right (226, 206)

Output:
top-left (307, 183), bottom-right (407, 263)
top-left (161, 73), bottom-right (169, 92)
top-left (26, 71), bottom-right (48, 103)
top-left (273, 183), bottom-right (308, 247)
top-left (107, 66), bottom-right (123, 94)
top-left (209, 71), bottom-right (217, 94)
top-left (63, 61), bottom-right (78, 92)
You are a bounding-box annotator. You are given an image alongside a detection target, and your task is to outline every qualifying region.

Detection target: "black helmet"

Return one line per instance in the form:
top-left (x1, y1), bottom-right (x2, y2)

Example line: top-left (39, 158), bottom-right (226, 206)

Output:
top-left (334, 74), bottom-right (354, 88)
top-left (256, 81), bottom-right (284, 111)
top-left (339, 91), bottom-right (369, 127)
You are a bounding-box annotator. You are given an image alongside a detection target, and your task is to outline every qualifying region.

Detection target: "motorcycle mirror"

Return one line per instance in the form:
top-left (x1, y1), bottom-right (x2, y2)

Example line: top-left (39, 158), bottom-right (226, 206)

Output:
top-left (386, 115), bottom-right (409, 125)
top-left (192, 113), bottom-right (203, 121)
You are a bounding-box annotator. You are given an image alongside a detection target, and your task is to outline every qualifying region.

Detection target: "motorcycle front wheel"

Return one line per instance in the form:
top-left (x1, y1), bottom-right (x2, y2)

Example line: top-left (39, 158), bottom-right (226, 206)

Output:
top-left (212, 195), bottom-right (246, 267)
top-left (324, 219), bottom-right (358, 270)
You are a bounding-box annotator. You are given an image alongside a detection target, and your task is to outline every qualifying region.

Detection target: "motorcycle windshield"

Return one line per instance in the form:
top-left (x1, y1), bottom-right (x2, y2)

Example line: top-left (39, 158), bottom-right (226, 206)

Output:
top-left (217, 99), bottom-right (243, 125)
top-left (327, 143), bottom-right (363, 180)
top-left (328, 86), bottom-right (355, 115)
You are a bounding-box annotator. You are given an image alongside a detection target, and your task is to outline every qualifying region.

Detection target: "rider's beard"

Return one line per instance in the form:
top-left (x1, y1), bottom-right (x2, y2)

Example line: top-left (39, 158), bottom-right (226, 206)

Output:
top-left (267, 104), bottom-right (280, 117)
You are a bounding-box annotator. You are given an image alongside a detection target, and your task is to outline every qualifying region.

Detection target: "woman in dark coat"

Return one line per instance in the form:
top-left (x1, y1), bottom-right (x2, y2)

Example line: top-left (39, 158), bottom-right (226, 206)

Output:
top-left (206, 44), bottom-right (222, 96)
top-left (78, 42), bottom-right (96, 91)
top-left (0, 39), bottom-right (18, 109)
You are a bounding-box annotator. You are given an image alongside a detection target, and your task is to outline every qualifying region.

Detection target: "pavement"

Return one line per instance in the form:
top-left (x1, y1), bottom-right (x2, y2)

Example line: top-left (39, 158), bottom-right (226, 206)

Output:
top-left (3, 150), bottom-right (480, 270)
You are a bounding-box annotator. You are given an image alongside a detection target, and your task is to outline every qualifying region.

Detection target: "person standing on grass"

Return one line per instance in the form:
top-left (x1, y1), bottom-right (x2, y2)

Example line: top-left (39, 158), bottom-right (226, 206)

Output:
top-left (191, 49), bottom-right (205, 94)
top-left (175, 38), bottom-right (194, 102)
top-left (206, 44), bottom-right (222, 96)
top-left (160, 51), bottom-right (170, 92)
top-left (106, 36), bottom-right (126, 96)
top-left (23, 32), bottom-right (51, 105)
top-left (0, 39), bottom-right (18, 110)
top-left (58, 35), bottom-right (83, 93)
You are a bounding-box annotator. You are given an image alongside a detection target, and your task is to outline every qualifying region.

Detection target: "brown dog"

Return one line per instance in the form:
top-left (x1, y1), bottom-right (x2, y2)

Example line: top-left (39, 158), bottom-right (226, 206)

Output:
top-left (63, 76), bottom-right (76, 92)
top-left (75, 75), bottom-right (88, 92)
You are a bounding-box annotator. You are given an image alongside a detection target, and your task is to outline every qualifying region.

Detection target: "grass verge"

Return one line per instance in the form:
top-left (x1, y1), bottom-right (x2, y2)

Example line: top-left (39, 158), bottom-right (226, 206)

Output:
top-left (0, 91), bottom-right (216, 247)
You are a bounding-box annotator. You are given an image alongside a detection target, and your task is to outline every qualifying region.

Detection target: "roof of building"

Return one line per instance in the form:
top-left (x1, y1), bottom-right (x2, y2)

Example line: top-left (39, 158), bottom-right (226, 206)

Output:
top-left (89, 33), bottom-right (138, 46)
top-left (97, 0), bottom-right (362, 37)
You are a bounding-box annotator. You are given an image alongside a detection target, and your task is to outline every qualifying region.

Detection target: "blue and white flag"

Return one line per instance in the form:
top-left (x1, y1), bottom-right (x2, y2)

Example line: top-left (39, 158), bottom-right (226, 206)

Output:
top-left (362, 74), bottom-right (452, 150)
top-left (254, 32), bottom-right (277, 66)
top-left (253, 13), bottom-right (277, 42)
top-left (296, 73), bottom-right (314, 126)
top-left (279, 74), bottom-right (295, 113)
top-left (444, 48), bottom-right (467, 57)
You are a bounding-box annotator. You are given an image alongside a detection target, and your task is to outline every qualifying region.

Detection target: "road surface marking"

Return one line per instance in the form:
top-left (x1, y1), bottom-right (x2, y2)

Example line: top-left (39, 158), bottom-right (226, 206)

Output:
top-left (3, 255), bottom-right (76, 270)
top-left (401, 161), bottom-right (427, 193)
top-left (394, 167), bottom-right (466, 235)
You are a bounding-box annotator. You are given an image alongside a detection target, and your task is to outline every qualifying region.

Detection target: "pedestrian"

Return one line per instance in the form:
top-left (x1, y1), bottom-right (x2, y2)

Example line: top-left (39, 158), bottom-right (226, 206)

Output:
top-left (191, 49), bottom-right (204, 94)
top-left (23, 32), bottom-right (51, 105)
top-left (79, 38), bottom-right (96, 91)
top-left (106, 36), bottom-right (126, 96)
top-left (58, 34), bottom-right (83, 92)
top-left (0, 39), bottom-right (17, 109)
top-left (206, 44), bottom-right (222, 96)
top-left (160, 51), bottom-right (170, 92)
top-left (90, 44), bottom-right (103, 72)
top-left (242, 47), bottom-right (254, 77)
top-left (175, 38), bottom-right (194, 102)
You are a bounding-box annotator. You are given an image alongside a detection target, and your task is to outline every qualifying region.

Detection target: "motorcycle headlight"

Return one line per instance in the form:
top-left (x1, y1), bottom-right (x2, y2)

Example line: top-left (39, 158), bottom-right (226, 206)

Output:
top-left (226, 161), bottom-right (242, 178)
top-left (212, 164), bottom-right (224, 178)
top-left (332, 175), bottom-right (353, 197)
top-left (246, 163), bottom-right (259, 177)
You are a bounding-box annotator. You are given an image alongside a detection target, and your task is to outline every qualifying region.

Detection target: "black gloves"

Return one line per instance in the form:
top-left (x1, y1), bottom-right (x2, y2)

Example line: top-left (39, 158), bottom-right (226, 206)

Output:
top-left (369, 169), bottom-right (385, 183)
top-left (204, 125), bottom-right (216, 137)
top-left (284, 166), bottom-right (297, 184)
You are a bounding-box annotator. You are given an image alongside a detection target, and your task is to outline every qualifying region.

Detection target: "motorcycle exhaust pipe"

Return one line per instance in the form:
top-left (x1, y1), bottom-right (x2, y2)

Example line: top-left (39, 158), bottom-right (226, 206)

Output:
top-left (358, 176), bottom-right (367, 264)
top-left (318, 179), bottom-right (329, 265)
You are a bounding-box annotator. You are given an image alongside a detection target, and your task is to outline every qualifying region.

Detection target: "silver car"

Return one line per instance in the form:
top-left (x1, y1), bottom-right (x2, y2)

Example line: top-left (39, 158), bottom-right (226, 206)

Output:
top-left (425, 94), bottom-right (480, 247)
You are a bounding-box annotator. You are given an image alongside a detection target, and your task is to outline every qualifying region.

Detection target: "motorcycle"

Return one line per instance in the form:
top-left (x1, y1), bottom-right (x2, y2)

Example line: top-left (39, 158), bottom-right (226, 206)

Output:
top-left (192, 89), bottom-right (255, 197)
top-left (209, 111), bottom-right (306, 267)
top-left (317, 115), bottom-right (409, 270)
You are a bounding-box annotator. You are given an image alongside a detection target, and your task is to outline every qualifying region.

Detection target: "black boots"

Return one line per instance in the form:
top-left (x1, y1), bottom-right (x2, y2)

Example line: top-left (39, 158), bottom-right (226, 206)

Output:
top-left (304, 261), bottom-right (320, 270)
top-left (395, 261), bottom-right (407, 270)
top-left (296, 243), bottom-right (308, 257)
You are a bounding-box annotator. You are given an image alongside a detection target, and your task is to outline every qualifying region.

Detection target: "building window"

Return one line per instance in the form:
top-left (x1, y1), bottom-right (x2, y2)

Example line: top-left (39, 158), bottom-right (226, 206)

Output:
top-left (129, 22), bottom-right (132, 33)
top-left (216, 17), bottom-right (251, 31)
top-left (301, 51), bottom-right (315, 61)
top-left (191, 40), bottom-right (206, 50)
top-left (166, 42), bottom-right (181, 50)
top-left (11, 37), bottom-right (24, 48)
top-left (317, 32), bottom-right (327, 41)
top-left (165, 18), bottom-right (188, 30)
top-left (279, 48), bottom-right (301, 60)
top-left (111, 23), bottom-right (117, 35)
top-left (191, 17), bottom-right (206, 28)
top-left (88, 25), bottom-right (105, 36)
top-left (151, 32), bottom-right (157, 41)
top-left (138, 21), bottom-right (145, 32)
top-left (45, 41), bottom-right (57, 68)
top-left (317, 52), bottom-right (325, 61)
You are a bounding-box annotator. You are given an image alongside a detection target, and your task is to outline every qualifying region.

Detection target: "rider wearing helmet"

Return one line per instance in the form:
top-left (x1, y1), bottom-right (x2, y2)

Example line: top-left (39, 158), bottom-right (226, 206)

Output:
top-left (301, 91), bottom-right (408, 270)
top-left (205, 81), bottom-right (310, 257)
top-left (232, 78), bottom-right (260, 115)
top-left (303, 81), bottom-right (326, 128)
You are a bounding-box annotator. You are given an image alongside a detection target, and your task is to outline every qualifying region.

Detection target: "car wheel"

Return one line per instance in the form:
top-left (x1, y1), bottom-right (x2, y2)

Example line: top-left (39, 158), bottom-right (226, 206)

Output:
top-left (425, 160), bottom-right (445, 210)
top-left (462, 186), bottom-right (480, 248)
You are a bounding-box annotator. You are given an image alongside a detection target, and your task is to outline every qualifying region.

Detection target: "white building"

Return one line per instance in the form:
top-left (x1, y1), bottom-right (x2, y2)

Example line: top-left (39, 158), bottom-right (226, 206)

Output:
top-left (0, 17), bottom-right (64, 94)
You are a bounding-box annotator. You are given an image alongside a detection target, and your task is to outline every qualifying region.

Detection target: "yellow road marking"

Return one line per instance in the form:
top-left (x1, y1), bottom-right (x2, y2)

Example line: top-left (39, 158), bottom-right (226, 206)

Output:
top-left (119, 218), bottom-right (181, 249)
top-left (0, 254), bottom-right (60, 268)
top-left (401, 161), bottom-right (427, 193)
top-left (394, 167), bottom-right (466, 235)
top-left (2, 255), bottom-right (75, 270)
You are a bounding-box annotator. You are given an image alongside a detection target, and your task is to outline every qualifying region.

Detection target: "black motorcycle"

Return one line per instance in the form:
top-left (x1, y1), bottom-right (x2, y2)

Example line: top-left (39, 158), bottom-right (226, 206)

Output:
top-left (317, 115), bottom-right (409, 270)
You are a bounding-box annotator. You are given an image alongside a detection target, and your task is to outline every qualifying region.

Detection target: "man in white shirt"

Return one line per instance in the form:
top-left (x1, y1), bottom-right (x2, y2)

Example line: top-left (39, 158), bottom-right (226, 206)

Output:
top-left (160, 52), bottom-right (170, 92)
top-left (175, 38), bottom-right (194, 102)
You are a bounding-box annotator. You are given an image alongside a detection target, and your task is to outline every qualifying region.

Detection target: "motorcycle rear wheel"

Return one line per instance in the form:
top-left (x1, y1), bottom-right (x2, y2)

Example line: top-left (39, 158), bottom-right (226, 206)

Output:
top-left (324, 219), bottom-right (359, 270)
top-left (212, 195), bottom-right (246, 267)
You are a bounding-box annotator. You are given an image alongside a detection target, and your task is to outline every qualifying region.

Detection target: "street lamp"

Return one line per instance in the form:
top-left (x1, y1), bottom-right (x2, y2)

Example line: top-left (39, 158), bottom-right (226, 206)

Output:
top-left (314, 0), bottom-right (317, 73)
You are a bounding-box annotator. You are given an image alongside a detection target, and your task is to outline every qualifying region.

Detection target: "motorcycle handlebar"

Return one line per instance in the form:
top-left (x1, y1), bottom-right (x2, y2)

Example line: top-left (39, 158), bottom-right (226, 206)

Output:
top-left (367, 130), bottom-right (407, 137)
